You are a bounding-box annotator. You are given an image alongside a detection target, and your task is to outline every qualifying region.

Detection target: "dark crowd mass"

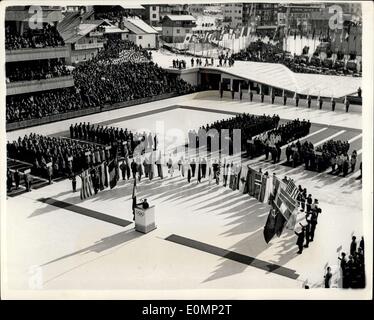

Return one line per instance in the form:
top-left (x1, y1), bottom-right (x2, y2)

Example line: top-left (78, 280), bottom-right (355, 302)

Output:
top-left (69, 122), bottom-right (158, 156)
top-left (232, 39), bottom-right (361, 77)
top-left (188, 113), bottom-right (280, 152)
top-left (6, 133), bottom-right (122, 184)
top-left (5, 24), bottom-right (65, 50)
top-left (248, 119), bottom-right (311, 161)
top-left (6, 39), bottom-right (197, 123)
top-left (336, 235), bottom-right (365, 289)
top-left (294, 182), bottom-right (322, 255)
top-left (285, 139), bottom-right (357, 175)
top-left (6, 58), bottom-right (70, 83)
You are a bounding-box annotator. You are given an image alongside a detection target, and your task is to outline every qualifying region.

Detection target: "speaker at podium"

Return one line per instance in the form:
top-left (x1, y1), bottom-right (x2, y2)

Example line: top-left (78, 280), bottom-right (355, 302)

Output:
top-left (134, 200), bottom-right (156, 233)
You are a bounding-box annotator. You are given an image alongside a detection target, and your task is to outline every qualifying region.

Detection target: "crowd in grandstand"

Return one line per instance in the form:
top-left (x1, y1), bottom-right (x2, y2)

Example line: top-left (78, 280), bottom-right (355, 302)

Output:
top-left (232, 39), bottom-right (361, 77)
top-left (6, 88), bottom-right (82, 122)
top-left (5, 24), bottom-right (65, 50)
top-left (6, 39), bottom-right (196, 123)
top-left (99, 38), bottom-right (152, 62)
top-left (6, 58), bottom-right (70, 83)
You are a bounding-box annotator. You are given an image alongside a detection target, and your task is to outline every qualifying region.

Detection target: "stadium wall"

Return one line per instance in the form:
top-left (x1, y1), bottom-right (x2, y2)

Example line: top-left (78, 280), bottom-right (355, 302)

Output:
top-left (6, 92), bottom-right (181, 132)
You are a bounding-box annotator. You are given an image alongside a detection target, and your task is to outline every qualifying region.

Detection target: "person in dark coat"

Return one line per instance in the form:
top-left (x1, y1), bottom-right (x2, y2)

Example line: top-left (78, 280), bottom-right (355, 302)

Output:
top-left (319, 98), bottom-right (323, 110)
top-left (201, 158), bottom-right (207, 178)
top-left (304, 221), bottom-right (311, 248)
top-left (338, 252), bottom-right (348, 288)
top-left (295, 226), bottom-right (305, 254)
top-left (71, 175), bottom-right (77, 192)
top-left (276, 144), bottom-right (281, 163)
top-left (249, 90), bottom-right (253, 102)
top-left (350, 236), bottom-right (357, 256)
top-left (231, 89), bottom-right (235, 100)
top-left (345, 98), bottom-right (350, 112)
top-left (120, 161), bottom-right (127, 180)
top-left (7, 169), bottom-right (13, 192)
top-left (283, 94), bottom-right (287, 105)
top-left (131, 159), bottom-right (137, 179)
top-left (324, 267), bottom-right (332, 288)
top-left (306, 194), bottom-right (313, 213)
top-left (187, 166), bottom-right (192, 183)
top-left (295, 94), bottom-right (299, 107)
top-left (261, 92), bottom-right (264, 103)
top-left (307, 95), bottom-right (311, 108)
top-left (359, 236), bottom-right (364, 253)
top-left (190, 159), bottom-right (196, 177)
top-left (271, 91), bottom-right (275, 104)
top-left (70, 124), bottom-right (74, 139)
top-left (331, 98), bottom-right (336, 111)
top-left (14, 169), bottom-right (20, 190)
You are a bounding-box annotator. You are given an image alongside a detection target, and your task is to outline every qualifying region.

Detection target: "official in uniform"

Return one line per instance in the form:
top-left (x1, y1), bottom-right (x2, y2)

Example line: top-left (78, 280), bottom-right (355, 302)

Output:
top-left (331, 97), bottom-right (336, 111)
top-left (307, 95), bottom-right (311, 108)
top-left (345, 98), bottom-right (350, 112)
top-left (295, 226), bottom-right (306, 254)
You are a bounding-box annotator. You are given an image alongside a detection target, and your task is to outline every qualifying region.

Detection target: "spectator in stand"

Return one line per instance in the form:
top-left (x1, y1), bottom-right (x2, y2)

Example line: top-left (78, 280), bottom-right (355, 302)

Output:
top-left (231, 39), bottom-right (361, 77)
top-left (6, 58), bottom-right (70, 82)
top-left (5, 24), bottom-right (64, 50)
top-left (6, 39), bottom-right (196, 124)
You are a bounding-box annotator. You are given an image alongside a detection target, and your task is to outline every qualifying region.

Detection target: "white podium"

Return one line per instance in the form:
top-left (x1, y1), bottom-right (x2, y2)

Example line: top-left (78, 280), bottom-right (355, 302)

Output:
top-left (134, 205), bottom-right (156, 233)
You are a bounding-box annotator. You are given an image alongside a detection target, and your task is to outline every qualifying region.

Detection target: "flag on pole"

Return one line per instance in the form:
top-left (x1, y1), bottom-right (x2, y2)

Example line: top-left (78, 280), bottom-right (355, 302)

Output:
top-left (108, 159), bottom-right (119, 189)
top-left (80, 170), bottom-right (94, 200)
top-left (285, 208), bottom-right (298, 230)
top-left (274, 178), bottom-right (299, 221)
top-left (263, 209), bottom-right (277, 243)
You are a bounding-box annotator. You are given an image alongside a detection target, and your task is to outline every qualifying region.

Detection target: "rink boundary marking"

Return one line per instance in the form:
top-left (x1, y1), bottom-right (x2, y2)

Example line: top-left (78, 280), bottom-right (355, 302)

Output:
top-left (38, 198), bottom-right (133, 227)
top-left (165, 234), bottom-right (300, 280)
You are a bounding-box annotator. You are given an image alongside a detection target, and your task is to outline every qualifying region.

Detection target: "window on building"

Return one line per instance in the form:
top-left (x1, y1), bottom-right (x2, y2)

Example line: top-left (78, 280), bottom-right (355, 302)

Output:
top-left (139, 35), bottom-right (143, 39)
top-left (239, 10), bottom-right (241, 14)
top-left (152, 14), bottom-right (157, 19)
top-left (185, 29), bottom-right (189, 33)
top-left (176, 29), bottom-right (180, 34)
top-left (152, 6), bottom-right (156, 11)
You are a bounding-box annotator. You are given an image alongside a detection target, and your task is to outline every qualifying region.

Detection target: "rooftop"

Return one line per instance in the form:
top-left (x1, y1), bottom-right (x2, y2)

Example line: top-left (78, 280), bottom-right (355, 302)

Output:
top-left (165, 15), bottom-right (197, 22)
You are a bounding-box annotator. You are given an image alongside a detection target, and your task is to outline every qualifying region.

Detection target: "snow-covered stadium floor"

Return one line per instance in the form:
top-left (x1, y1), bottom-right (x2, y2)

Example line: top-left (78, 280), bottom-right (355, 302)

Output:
top-left (3, 91), bottom-right (369, 299)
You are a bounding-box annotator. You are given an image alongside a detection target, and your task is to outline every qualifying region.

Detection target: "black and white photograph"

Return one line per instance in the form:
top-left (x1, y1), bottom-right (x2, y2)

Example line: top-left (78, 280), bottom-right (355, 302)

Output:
top-left (0, 0), bottom-right (372, 300)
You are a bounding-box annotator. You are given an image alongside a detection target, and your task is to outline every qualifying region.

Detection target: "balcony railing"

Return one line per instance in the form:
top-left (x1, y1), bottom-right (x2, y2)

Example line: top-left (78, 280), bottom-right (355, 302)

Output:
top-left (74, 42), bottom-right (104, 50)
top-left (5, 46), bottom-right (69, 63)
top-left (6, 75), bottom-right (74, 96)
